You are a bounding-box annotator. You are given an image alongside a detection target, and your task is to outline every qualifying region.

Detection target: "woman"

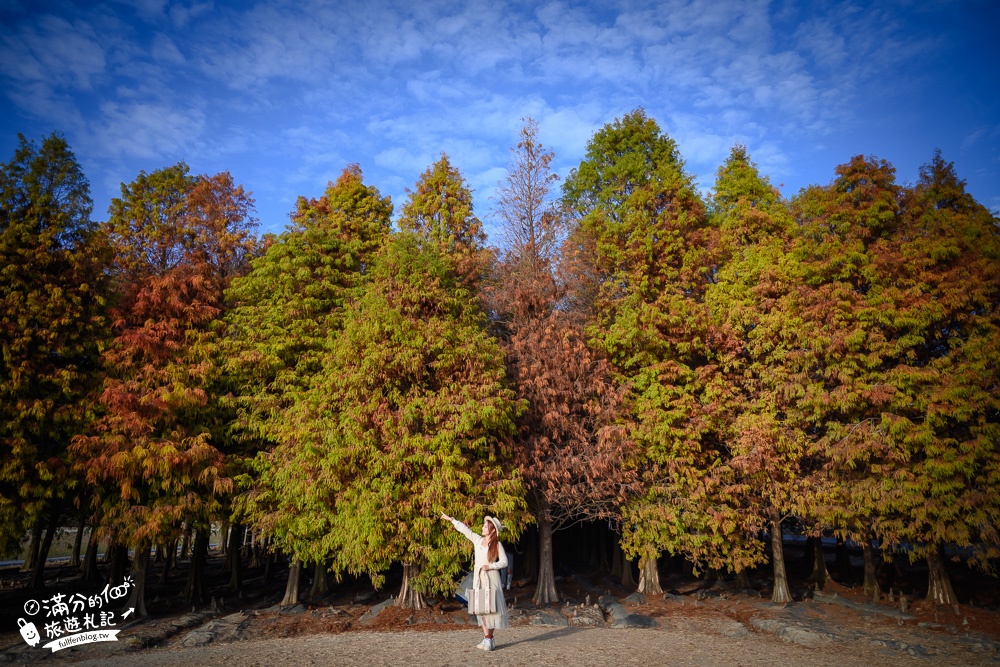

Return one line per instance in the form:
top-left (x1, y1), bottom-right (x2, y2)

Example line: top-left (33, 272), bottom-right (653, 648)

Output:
top-left (441, 513), bottom-right (509, 651)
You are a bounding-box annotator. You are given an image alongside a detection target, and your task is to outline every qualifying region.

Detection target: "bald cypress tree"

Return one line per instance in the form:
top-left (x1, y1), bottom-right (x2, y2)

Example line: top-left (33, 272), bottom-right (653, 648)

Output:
top-left (812, 153), bottom-right (1000, 606)
top-left (310, 232), bottom-right (526, 609)
top-left (0, 134), bottom-right (107, 582)
top-left (490, 119), bottom-right (636, 605)
top-left (563, 109), bottom-right (716, 595)
top-left (227, 166), bottom-right (392, 603)
top-left (705, 146), bottom-right (804, 603)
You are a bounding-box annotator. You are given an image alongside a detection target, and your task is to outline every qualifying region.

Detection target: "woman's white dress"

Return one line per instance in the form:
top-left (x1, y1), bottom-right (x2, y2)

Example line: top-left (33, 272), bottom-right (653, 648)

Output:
top-left (449, 519), bottom-right (509, 630)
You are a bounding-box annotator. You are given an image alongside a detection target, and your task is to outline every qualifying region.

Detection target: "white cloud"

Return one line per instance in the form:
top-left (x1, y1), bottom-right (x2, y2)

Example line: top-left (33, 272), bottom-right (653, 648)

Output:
top-left (88, 101), bottom-right (206, 160)
top-left (1, 0), bottom-right (992, 236)
top-left (0, 14), bottom-right (107, 90)
top-left (151, 32), bottom-right (185, 64)
top-left (168, 1), bottom-right (215, 28)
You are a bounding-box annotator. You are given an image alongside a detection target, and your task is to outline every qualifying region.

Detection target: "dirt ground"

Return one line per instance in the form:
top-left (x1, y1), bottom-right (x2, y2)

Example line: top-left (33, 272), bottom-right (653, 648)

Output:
top-left (2, 545), bottom-right (999, 666)
top-left (35, 624), bottom-right (1000, 667)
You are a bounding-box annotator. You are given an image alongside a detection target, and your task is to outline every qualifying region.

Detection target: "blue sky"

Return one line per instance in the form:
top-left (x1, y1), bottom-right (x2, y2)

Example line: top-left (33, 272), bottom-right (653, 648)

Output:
top-left (2, 0), bottom-right (998, 238)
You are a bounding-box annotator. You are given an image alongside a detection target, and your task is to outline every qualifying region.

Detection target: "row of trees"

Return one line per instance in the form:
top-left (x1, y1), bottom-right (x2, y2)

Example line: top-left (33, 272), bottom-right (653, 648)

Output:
top-left (2, 110), bottom-right (998, 617)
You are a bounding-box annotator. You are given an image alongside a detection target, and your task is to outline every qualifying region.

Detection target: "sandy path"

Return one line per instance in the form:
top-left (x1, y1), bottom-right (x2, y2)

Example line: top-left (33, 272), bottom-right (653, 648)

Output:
top-left (63, 624), bottom-right (995, 667)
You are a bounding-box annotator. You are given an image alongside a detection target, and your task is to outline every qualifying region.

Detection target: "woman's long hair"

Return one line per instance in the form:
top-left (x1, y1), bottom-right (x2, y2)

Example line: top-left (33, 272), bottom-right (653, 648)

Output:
top-left (485, 520), bottom-right (499, 563)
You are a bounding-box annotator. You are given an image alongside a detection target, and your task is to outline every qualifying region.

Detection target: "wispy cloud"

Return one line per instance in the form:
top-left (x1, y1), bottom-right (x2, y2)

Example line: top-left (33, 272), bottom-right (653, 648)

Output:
top-left (1, 0), bottom-right (994, 233)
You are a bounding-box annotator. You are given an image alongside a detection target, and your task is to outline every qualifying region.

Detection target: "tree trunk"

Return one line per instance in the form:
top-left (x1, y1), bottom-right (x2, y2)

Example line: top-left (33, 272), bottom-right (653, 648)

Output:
top-left (280, 558), bottom-right (301, 606)
top-left (926, 548), bottom-right (958, 606)
top-left (770, 515), bottom-right (793, 604)
top-left (227, 526), bottom-right (244, 595)
top-left (71, 515), bottom-right (86, 569)
top-left (862, 540), bottom-right (881, 600)
top-left (21, 519), bottom-right (43, 572)
top-left (179, 526), bottom-right (191, 560)
top-left (735, 568), bottom-right (752, 590)
top-left (523, 528), bottom-right (538, 582)
top-left (637, 549), bottom-right (663, 595)
top-left (183, 529), bottom-right (208, 603)
top-left (168, 536), bottom-right (178, 569)
top-left (807, 536), bottom-right (828, 590)
top-left (249, 532), bottom-right (262, 569)
top-left (263, 546), bottom-right (275, 582)
top-left (309, 560), bottom-right (329, 599)
top-left (835, 536), bottom-right (852, 581)
top-left (124, 544), bottom-right (151, 618)
top-left (396, 562), bottom-right (427, 609)
top-left (533, 518), bottom-right (559, 605)
top-left (81, 529), bottom-right (101, 582)
top-left (30, 512), bottom-right (59, 590)
top-left (802, 535), bottom-right (815, 575)
top-left (159, 539), bottom-right (175, 585)
top-left (108, 542), bottom-right (129, 586)
top-left (610, 540), bottom-right (623, 577)
top-left (219, 520), bottom-right (229, 556)
top-left (620, 554), bottom-right (636, 588)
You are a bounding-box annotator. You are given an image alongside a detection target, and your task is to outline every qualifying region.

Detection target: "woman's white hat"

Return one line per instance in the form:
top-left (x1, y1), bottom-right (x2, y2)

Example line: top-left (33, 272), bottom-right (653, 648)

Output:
top-left (486, 516), bottom-right (503, 533)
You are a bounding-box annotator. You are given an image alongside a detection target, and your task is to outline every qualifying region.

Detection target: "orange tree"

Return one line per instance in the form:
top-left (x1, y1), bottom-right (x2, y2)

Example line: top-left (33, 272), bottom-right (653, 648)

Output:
top-left (489, 119), bottom-right (636, 605)
top-left (812, 153), bottom-right (1000, 605)
top-left (71, 165), bottom-right (257, 615)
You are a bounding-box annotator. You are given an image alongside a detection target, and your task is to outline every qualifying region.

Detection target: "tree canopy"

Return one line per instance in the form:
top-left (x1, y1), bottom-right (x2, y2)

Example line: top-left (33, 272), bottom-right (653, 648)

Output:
top-left (3, 124), bottom-right (998, 613)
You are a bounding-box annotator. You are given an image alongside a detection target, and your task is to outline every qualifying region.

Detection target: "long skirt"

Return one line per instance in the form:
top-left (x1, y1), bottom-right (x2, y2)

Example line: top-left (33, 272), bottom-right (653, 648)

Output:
top-left (475, 569), bottom-right (509, 630)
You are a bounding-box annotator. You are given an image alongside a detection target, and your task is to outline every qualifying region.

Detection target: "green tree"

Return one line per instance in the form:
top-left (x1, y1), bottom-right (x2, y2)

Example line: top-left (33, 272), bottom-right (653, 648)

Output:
top-left (308, 233), bottom-right (526, 609)
top-left (398, 154), bottom-right (488, 286)
top-left (701, 145), bottom-right (804, 600)
top-left (226, 165), bottom-right (392, 604)
top-left (562, 109), bottom-right (715, 594)
top-left (0, 134), bottom-right (107, 588)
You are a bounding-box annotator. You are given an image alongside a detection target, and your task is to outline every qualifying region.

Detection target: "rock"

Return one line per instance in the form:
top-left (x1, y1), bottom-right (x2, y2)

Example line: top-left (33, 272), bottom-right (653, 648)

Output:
top-left (673, 581), bottom-right (703, 595)
top-left (568, 605), bottom-right (605, 627)
top-left (570, 615), bottom-right (598, 626)
top-left (358, 598), bottom-right (395, 625)
top-left (812, 591), bottom-right (917, 620)
top-left (279, 603), bottom-right (307, 615)
top-left (624, 592), bottom-right (648, 605)
top-left (597, 596), bottom-right (658, 629)
top-left (180, 630), bottom-right (216, 648)
top-left (718, 620), bottom-right (750, 639)
top-left (530, 610), bottom-right (569, 626)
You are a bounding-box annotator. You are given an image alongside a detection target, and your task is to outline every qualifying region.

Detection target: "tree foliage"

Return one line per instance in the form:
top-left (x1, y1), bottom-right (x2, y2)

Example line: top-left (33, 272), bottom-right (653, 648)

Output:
top-left (0, 133), bottom-right (107, 555)
top-left (398, 154), bottom-right (488, 286)
top-left (304, 233), bottom-right (526, 604)
top-left (489, 119), bottom-right (636, 604)
top-left (563, 109), bottom-right (716, 594)
top-left (804, 153), bottom-right (1000, 602)
top-left (70, 165), bottom-right (257, 613)
top-left (227, 165), bottom-right (392, 561)
top-left (4, 116), bottom-right (998, 612)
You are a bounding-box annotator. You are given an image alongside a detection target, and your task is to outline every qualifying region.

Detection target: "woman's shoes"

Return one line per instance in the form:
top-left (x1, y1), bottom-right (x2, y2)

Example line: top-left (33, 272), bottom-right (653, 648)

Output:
top-left (476, 637), bottom-right (495, 651)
